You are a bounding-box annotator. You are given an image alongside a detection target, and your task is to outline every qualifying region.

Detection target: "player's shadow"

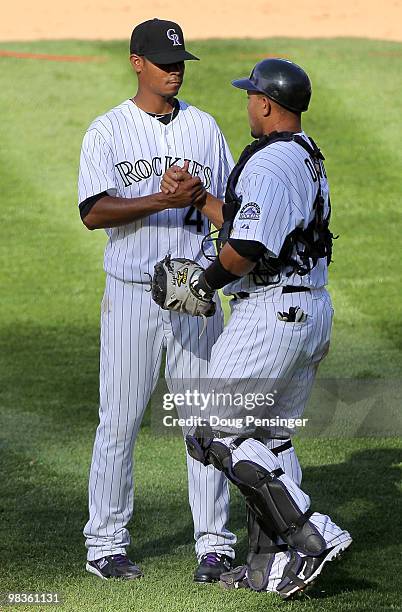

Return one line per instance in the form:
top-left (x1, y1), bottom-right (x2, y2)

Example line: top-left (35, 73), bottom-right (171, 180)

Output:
top-left (0, 438), bottom-right (195, 583)
top-left (1, 324), bottom-right (400, 596)
top-left (0, 434), bottom-right (400, 596)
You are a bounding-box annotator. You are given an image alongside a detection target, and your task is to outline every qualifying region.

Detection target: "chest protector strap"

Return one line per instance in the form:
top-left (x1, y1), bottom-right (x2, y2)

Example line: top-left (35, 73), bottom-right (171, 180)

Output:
top-left (217, 131), bottom-right (336, 286)
top-left (218, 131), bottom-right (296, 250)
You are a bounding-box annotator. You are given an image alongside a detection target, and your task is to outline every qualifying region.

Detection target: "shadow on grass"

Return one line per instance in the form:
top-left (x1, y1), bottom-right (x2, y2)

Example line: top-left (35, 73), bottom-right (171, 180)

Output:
top-left (0, 324), bottom-right (157, 429)
top-left (0, 325), bottom-right (400, 601)
top-left (0, 325), bottom-right (100, 432)
top-left (0, 440), bottom-right (400, 599)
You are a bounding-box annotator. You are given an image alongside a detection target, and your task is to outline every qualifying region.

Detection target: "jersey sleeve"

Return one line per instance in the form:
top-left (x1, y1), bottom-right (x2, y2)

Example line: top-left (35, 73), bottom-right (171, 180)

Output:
top-left (213, 127), bottom-right (234, 200)
top-left (230, 172), bottom-right (302, 257)
top-left (78, 128), bottom-right (117, 205)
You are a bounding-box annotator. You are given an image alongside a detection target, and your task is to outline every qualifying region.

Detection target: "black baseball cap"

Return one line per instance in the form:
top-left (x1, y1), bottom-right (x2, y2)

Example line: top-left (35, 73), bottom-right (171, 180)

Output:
top-left (130, 19), bottom-right (199, 63)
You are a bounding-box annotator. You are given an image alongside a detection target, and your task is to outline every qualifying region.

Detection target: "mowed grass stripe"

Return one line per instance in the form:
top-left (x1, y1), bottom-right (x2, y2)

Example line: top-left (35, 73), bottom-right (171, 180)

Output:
top-left (1, 37), bottom-right (401, 365)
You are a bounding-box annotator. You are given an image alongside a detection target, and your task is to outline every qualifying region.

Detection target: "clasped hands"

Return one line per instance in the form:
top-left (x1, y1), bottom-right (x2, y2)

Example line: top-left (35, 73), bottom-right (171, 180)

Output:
top-left (160, 161), bottom-right (206, 209)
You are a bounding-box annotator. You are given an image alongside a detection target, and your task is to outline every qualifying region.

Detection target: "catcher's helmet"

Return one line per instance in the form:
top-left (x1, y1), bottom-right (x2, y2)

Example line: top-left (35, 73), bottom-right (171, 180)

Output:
top-left (232, 58), bottom-right (311, 113)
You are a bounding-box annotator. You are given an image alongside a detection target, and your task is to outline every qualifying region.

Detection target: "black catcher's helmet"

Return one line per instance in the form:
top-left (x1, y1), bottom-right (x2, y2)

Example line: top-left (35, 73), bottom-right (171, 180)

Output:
top-left (232, 58), bottom-right (312, 113)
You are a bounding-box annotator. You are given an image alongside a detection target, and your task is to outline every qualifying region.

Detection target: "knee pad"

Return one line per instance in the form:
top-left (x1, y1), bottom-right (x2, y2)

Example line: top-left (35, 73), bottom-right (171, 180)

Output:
top-left (185, 433), bottom-right (212, 466)
top-left (185, 423), bottom-right (215, 466)
top-left (233, 460), bottom-right (326, 557)
top-left (185, 424), bottom-right (233, 474)
top-left (207, 441), bottom-right (233, 474)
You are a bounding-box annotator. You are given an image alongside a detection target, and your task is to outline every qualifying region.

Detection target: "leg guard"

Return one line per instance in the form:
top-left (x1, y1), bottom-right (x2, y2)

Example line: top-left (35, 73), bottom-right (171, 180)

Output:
top-left (220, 508), bottom-right (288, 592)
top-left (185, 425), bottom-right (214, 466)
top-left (245, 507), bottom-right (288, 591)
top-left (232, 461), bottom-right (326, 557)
top-left (186, 426), bottom-right (325, 556)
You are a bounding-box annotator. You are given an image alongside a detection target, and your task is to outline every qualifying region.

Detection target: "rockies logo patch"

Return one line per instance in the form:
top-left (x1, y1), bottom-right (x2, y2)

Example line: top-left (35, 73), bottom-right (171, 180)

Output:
top-left (239, 202), bottom-right (261, 220)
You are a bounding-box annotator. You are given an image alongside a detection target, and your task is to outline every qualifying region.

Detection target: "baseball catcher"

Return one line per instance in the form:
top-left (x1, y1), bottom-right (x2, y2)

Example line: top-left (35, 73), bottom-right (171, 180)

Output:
top-left (151, 57), bottom-right (352, 599)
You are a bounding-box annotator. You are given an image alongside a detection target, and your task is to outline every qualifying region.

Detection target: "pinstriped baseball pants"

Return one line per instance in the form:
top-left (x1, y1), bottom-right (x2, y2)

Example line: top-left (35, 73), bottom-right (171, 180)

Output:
top-left (84, 275), bottom-right (236, 562)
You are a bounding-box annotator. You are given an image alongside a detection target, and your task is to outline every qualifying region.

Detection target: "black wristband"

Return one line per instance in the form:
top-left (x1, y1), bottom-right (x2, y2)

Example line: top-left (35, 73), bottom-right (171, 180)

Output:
top-left (203, 256), bottom-right (241, 291)
top-left (195, 272), bottom-right (215, 296)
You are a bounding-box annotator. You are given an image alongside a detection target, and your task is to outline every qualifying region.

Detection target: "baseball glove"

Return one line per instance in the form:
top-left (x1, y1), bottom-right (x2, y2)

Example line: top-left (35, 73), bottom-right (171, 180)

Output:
top-left (151, 255), bottom-right (216, 318)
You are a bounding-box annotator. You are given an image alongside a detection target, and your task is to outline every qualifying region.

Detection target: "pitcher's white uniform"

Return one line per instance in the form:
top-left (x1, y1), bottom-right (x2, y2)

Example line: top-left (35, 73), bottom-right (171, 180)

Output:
top-left (78, 99), bottom-right (236, 562)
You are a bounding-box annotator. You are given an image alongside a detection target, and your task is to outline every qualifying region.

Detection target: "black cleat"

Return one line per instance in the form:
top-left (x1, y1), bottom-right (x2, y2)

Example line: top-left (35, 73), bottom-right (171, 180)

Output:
top-left (86, 554), bottom-right (143, 580)
top-left (194, 553), bottom-right (233, 583)
top-left (277, 537), bottom-right (353, 599)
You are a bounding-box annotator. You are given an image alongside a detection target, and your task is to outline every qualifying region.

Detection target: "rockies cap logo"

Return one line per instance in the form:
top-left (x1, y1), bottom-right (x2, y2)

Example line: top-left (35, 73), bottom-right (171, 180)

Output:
top-left (166, 28), bottom-right (182, 46)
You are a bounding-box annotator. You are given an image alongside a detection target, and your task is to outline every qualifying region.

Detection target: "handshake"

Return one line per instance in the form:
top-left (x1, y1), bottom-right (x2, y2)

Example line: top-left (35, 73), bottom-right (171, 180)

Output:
top-left (160, 161), bottom-right (207, 209)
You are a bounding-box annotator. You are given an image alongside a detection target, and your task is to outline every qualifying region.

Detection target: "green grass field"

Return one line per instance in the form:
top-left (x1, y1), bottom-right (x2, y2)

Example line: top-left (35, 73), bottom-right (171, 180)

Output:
top-left (0, 37), bottom-right (401, 611)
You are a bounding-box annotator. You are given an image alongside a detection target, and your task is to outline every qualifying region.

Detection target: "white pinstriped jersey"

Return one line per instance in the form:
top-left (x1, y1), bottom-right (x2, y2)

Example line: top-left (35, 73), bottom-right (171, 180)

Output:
top-left (78, 99), bottom-right (234, 282)
top-left (223, 132), bottom-right (330, 295)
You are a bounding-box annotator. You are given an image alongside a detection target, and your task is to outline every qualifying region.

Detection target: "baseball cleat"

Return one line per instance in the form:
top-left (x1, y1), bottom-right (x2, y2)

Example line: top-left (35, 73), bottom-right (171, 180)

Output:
top-left (86, 554), bottom-right (143, 580)
top-left (220, 565), bottom-right (250, 590)
top-left (194, 552), bottom-right (233, 583)
top-left (220, 549), bottom-right (292, 593)
top-left (277, 536), bottom-right (353, 599)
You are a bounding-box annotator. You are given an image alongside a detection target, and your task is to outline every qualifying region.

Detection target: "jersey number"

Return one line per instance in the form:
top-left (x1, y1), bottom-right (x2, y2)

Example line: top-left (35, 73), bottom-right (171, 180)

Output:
top-left (184, 206), bottom-right (203, 233)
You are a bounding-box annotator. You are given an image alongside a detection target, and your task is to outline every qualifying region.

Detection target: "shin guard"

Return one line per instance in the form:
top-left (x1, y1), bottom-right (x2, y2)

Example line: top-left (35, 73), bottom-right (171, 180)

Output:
top-left (233, 461), bottom-right (326, 556)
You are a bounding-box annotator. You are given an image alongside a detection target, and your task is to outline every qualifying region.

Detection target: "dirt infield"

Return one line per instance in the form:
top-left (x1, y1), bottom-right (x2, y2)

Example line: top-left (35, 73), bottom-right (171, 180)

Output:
top-left (2, 0), bottom-right (402, 42)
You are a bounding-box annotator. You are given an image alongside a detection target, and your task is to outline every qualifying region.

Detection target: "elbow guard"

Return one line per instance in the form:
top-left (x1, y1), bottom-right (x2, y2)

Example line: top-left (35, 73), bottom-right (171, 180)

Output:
top-left (228, 238), bottom-right (267, 262)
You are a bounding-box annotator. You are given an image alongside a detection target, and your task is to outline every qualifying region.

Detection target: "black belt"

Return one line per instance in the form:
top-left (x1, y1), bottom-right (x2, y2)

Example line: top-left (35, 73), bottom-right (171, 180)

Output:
top-left (282, 286), bottom-right (311, 294)
top-left (234, 287), bottom-right (311, 299)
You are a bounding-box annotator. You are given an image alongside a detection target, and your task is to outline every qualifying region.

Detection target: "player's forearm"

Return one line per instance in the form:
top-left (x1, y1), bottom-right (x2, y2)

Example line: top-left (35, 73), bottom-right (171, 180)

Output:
top-left (194, 193), bottom-right (224, 228)
top-left (218, 243), bottom-right (257, 277)
top-left (196, 243), bottom-right (257, 295)
top-left (82, 194), bottom-right (174, 230)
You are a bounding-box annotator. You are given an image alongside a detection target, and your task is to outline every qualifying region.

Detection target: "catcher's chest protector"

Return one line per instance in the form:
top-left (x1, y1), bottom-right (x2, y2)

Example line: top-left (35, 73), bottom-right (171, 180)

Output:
top-left (218, 131), bottom-right (334, 285)
top-left (218, 131), bottom-right (296, 248)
